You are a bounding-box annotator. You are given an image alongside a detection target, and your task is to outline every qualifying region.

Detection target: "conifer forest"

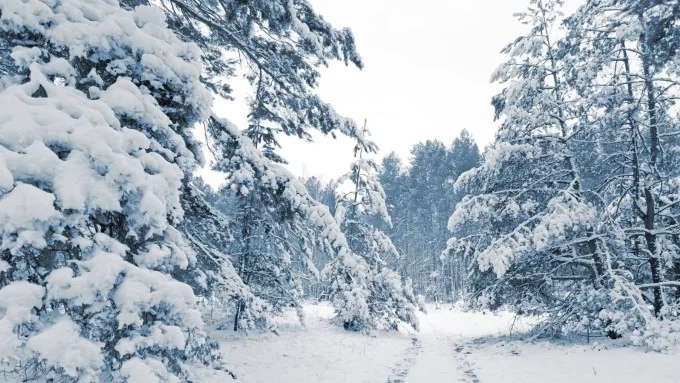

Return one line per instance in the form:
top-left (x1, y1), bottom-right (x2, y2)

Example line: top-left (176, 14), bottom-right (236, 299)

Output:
top-left (0, 0), bottom-right (679, 382)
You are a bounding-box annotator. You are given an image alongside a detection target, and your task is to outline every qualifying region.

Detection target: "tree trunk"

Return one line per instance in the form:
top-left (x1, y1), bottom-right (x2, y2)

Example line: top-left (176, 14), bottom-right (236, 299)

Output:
top-left (641, 27), bottom-right (663, 316)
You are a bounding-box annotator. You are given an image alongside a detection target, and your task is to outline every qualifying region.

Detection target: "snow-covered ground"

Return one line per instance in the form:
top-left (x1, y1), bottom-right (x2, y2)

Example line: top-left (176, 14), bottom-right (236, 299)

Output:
top-left (213, 304), bottom-right (412, 383)
top-left (213, 303), bottom-right (680, 383)
top-left (465, 340), bottom-right (680, 383)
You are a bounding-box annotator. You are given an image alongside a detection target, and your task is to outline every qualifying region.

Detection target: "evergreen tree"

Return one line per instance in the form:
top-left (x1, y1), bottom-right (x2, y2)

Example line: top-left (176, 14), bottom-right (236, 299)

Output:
top-left (330, 124), bottom-right (419, 331)
top-left (0, 0), bottom-right (231, 381)
top-left (563, 0), bottom-right (680, 344)
top-left (206, 117), bottom-right (408, 332)
top-left (206, 116), bottom-right (332, 330)
top-left (150, 0), bottom-right (389, 328)
top-left (444, 0), bottom-right (611, 336)
top-left (444, 0), bottom-right (680, 347)
top-left (180, 178), bottom-right (269, 331)
top-left (214, 160), bottom-right (321, 331)
top-left (149, 0), bottom-right (367, 148)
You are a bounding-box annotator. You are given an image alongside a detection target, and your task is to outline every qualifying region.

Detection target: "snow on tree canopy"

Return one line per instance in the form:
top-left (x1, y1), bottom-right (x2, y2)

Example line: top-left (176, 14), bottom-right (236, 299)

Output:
top-left (330, 129), bottom-right (420, 332)
top-left (0, 0), bottom-right (230, 381)
top-left (152, 0), bottom-right (370, 151)
top-left (442, 0), bottom-right (680, 349)
top-left (443, 0), bottom-right (613, 336)
top-left (207, 116), bottom-right (396, 331)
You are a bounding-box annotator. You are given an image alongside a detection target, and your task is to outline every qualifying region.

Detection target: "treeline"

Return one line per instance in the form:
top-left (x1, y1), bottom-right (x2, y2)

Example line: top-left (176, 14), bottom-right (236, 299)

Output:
top-left (380, 132), bottom-right (479, 302)
top-left (210, 130), bottom-right (480, 303)
top-left (293, 131), bottom-right (481, 302)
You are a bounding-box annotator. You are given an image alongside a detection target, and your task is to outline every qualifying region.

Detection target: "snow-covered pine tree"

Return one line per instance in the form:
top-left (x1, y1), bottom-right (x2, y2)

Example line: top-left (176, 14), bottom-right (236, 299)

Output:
top-left (206, 116), bottom-right (378, 331)
top-left (210, 145), bottom-right (322, 331)
top-left (331, 123), bottom-right (419, 331)
top-left (179, 178), bottom-right (270, 331)
top-left (150, 0), bottom-right (409, 334)
top-left (0, 1), bottom-right (231, 381)
top-left (143, 0), bottom-right (385, 322)
top-left (443, 0), bottom-right (613, 335)
top-left (150, 0), bottom-right (366, 144)
top-left (563, 0), bottom-right (680, 346)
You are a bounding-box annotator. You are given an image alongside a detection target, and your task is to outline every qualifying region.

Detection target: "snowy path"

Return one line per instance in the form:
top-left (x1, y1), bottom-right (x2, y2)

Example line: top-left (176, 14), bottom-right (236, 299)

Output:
top-left (398, 313), bottom-right (466, 383)
top-left (398, 308), bottom-right (509, 383)
top-left (386, 336), bottom-right (421, 383)
top-left (400, 307), bottom-right (680, 383)
top-left (214, 304), bottom-right (680, 383)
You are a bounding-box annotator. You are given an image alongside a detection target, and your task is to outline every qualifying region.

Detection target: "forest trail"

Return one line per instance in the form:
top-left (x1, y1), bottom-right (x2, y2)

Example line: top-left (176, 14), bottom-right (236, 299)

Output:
top-left (215, 304), bottom-right (680, 383)
top-left (397, 309), bottom-right (477, 383)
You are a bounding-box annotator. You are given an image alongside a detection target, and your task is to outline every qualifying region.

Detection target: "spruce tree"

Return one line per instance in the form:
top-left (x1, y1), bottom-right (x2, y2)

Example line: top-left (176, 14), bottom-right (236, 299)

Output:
top-left (0, 0), bottom-right (231, 381)
top-left (330, 123), bottom-right (419, 331)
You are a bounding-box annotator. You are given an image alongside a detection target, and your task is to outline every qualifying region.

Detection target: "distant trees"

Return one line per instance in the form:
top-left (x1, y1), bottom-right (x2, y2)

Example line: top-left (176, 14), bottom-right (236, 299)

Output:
top-left (294, 130), bottom-right (482, 304)
top-left (372, 132), bottom-right (480, 302)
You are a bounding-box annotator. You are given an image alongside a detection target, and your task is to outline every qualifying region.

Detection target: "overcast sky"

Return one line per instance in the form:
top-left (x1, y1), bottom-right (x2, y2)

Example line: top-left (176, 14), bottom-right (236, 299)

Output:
top-left (200, 0), bottom-right (541, 186)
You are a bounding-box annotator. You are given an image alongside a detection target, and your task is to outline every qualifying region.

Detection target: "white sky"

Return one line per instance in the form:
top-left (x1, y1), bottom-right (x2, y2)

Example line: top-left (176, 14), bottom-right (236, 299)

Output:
top-left (199, 0), bottom-right (541, 186)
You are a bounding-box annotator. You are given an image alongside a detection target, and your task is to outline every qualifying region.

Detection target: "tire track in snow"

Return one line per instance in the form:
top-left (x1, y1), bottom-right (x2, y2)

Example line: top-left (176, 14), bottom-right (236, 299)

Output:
top-left (386, 336), bottom-right (422, 383)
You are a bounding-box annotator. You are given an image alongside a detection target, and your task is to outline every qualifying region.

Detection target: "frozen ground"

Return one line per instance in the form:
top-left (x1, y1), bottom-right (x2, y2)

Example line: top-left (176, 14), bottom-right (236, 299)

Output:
top-left (213, 303), bottom-right (680, 383)
top-left (213, 303), bottom-right (412, 383)
top-left (464, 339), bottom-right (680, 383)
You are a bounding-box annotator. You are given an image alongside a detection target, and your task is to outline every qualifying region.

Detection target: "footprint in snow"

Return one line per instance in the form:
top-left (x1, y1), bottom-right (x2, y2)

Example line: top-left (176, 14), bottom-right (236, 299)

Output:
top-left (386, 337), bottom-right (422, 383)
